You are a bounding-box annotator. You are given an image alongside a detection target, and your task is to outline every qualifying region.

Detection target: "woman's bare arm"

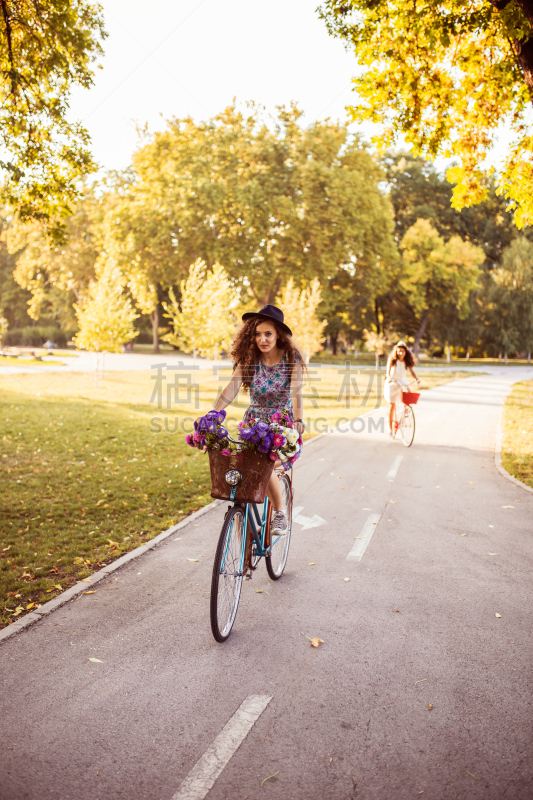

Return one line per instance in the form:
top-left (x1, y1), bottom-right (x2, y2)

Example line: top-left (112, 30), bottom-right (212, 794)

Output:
top-left (213, 365), bottom-right (243, 411)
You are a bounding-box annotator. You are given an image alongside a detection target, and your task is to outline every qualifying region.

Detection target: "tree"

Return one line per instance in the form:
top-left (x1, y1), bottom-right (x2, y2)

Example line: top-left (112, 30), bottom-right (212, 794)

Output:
top-left (319, 1), bottom-right (533, 227)
top-left (163, 261), bottom-right (238, 359)
top-left (106, 104), bottom-right (396, 345)
top-left (399, 219), bottom-right (484, 354)
top-left (490, 236), bottom-right (533, 359)
top-left (74, 266), bottom-right (138, 356)
top-left (6, 188), bottom-right (100, 327)
top-left (0, 0), bottom-right (106, 235)
top-left (279, 277), bottom-right (327, 362)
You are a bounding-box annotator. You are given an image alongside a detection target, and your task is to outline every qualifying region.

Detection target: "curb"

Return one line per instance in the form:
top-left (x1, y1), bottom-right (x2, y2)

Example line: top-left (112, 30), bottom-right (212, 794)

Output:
top-left (0, 499), bottom-right (223, 645)
top-left (494, 388), bottom-right (533, 496)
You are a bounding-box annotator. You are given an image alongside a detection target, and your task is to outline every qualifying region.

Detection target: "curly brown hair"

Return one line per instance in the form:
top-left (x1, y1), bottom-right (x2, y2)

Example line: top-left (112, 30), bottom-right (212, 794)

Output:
top-left (389, 343), bottom-right (415, 369)
top-left (230, 316), bottom-right (306, 391)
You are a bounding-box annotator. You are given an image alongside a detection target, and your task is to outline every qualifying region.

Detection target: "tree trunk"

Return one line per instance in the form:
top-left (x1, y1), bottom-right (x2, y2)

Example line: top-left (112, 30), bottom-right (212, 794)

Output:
top-left (374, 299), bottom-right (381, 334)
top-left (413, 309), bottom-right (429, 357)
top-left (150, 307), bottom-right (160, 354)
top-left (505, 351), bottom-right (508, 365)
top-left (466, 345), bottom-right (470, 362)
top-left (446, 343), bottom-right (451, 364)
top-left (331, 331), bottom-right (338, 356)
top-left (528, 351), bottom-right (531, 363)
top-left (498, 352), bottom-right (502, 363)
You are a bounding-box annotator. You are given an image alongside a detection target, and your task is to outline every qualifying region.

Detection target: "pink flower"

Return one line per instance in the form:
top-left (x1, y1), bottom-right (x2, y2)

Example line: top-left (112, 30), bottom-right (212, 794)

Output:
top-left (271, 411), bottom-right (282, 422)
top-left (192, 431), bottom-right (203, 444)
top-left (272, 433), bottom-right (285, 448)
top-left (185, 434), bottom-right (194, 446)
top-left (269, 451), bottom-right (277, 461)
top-left (220, 449), bottom-right (231, 456)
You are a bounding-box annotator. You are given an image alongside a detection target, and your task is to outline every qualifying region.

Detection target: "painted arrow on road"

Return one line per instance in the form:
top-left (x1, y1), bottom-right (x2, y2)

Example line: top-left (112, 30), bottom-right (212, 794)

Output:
top-left (293, 506), bottom-right (326, 530)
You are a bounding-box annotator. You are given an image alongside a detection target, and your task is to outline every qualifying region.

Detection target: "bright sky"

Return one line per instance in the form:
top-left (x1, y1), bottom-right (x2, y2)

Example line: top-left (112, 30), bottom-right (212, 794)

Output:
top-left (68, 0), bottom-right (363, 172)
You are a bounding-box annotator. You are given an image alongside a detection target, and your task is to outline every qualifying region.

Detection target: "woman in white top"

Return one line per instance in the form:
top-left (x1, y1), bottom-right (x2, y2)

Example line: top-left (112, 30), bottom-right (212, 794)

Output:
top-left (384, 341), bottom-right (420, 436)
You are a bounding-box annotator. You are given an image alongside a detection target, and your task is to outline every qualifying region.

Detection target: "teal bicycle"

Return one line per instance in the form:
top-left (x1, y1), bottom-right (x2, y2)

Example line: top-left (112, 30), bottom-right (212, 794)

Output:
top-left (210, 445), bottom-right (293, 642)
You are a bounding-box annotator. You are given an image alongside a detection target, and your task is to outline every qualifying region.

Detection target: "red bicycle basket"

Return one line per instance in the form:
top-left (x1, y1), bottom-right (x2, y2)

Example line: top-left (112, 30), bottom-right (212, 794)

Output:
top-left (402, 391), bottom-right (420, 405)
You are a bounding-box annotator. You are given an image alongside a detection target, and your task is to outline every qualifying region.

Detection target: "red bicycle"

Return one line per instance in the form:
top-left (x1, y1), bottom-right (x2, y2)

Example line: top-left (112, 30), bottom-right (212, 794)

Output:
top-left (392, 384), bottom-right (420, 447)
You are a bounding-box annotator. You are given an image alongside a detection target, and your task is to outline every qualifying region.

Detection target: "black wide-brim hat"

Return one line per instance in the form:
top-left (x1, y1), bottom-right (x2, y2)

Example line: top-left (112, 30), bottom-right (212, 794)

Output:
top-left (242, 304), bottom-right (292, 336)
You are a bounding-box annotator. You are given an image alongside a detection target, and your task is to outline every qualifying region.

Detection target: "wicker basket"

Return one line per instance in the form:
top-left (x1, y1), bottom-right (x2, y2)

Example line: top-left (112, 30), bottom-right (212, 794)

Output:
top-left (208, 448), bottom-right (274, 503)
top-left (402, 391), bottom-right (420, 405)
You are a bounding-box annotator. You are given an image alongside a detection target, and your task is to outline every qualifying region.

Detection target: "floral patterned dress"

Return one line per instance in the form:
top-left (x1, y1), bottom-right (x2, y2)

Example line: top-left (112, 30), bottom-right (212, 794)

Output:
top-left (242, 353), bottom-right (302, 468)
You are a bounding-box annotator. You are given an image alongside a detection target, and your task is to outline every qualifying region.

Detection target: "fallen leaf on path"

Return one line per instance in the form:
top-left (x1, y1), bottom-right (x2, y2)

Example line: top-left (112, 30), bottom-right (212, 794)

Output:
top-left (389, 500), bottom-right (396, 503)
top-left (428, 704), bottom-right (433, 710)
top-left (489, 525), bottom-right (494, 528)
top-left (84, 591), bottom-right (96, 594)
top-left (394, 609), bottom-right (401, 613)
top-left (310, 638), bottom-right (325, 648)
top-left (461, 534), bottom-right (467, 536)
top-left (13, 605), bottom-right (24, 616)
top-left (415, 679), bottom-right (428, 685)
top-left (502, 506), bottom-right (514, 509)
top-left (307, 562), bottom-right (315, 566)
top-left (88, 658), bottom-right (103, 663)
top-left (173, 537), bottom-right (182, 541)
top-left (469, 482), bottom-right (474, 485)
top-left (495, 613), bottom-right (502, 618)
top-left (255, 590), bottom-right (263, 593)
top-left (460, 769), bottom-right (477, 780)
top-left (187, 558), bottom-right (199, 562)
top-left (488, 553), bottom-right (498, 556)
top-left (74, 557), bottom-right (84, 564)
top-left (344, 578), bottom-right (350, 582)
top-left (260, 772), bottom-right (279, 787)
top-left (53, 584), bottom-right (62, 590)
top-left (26, 603), bottom-right (35, 610)
top-left (82, 578), bottom-right (92, 583)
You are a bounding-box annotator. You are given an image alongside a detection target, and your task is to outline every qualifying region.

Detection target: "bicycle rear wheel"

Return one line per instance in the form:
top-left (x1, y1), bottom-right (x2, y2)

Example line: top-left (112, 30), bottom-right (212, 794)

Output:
top-left (400, 405), bottom-right (415, 447)
top-left (266, 472), bottom-right (292, 580)
top-left (210, 506), bottom-right (245, 642)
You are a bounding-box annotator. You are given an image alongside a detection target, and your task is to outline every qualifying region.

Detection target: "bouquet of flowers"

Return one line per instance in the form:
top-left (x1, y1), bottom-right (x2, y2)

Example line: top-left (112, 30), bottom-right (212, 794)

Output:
top-left (185, 409), bottom-right (302, 466)
top-left (185, 409), bottom-right (232, 456)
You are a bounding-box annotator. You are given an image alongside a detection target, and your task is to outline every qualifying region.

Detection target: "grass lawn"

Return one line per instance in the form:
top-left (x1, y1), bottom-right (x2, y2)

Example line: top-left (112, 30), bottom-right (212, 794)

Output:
top-left (0, 357), bottom-right (65, 366)
top-left (501, 380), bottom-right (533, 490)
top-left (1, 365), bottom-right (475, 628)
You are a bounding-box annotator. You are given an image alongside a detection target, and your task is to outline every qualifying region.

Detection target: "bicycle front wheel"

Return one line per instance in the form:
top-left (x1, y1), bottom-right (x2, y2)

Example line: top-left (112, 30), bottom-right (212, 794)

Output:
top-left (210, 506), bottom-right (246, 642)
top-left (400, 405), bottom-right (415, 447)
top-left (266, 472), bottom-right (292, 580)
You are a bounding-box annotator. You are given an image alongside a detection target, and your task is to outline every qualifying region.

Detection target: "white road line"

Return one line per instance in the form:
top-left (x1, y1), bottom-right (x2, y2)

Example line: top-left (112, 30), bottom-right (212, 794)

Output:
top-left (346, 514), bottom-right (381, 562)
top-left (387, 455), bottom-right (403, 480)
top-left (170, 694), bottom-right (272, 800)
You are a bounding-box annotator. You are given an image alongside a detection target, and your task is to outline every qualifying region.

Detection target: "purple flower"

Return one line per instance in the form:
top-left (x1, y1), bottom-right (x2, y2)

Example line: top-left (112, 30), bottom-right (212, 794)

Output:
top-left (238, 422), bottom-right (254, 440)
top-left (217, 426), bottom-right (228, 439)
top-left (258, 441), bottom-right (271, 454)
top-left (256, 421), bottom-right (270, 438)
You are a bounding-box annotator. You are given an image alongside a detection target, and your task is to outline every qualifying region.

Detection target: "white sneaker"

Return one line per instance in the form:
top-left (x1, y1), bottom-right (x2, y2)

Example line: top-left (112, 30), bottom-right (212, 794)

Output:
top-left (271, 510), bottom-right (287, 536)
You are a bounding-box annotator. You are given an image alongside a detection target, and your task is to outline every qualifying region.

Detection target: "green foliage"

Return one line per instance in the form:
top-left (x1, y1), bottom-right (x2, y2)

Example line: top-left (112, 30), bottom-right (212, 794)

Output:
top-left (107, 104), bottom-right (396, 307)
top-left (163, 261), bottom-right (239, 359)
top-left (399, 218), bottom-right (484, 351)
top-left (0, 0), bottom-right (106, 235)
top-left (489, 236), bottom-right (533, 354)
top-left (1, 324), bottom-right (69, 347)
top-left (74, 267), bottom-right (138, 353)
top-left (319, 0), bottom-right (533, 227)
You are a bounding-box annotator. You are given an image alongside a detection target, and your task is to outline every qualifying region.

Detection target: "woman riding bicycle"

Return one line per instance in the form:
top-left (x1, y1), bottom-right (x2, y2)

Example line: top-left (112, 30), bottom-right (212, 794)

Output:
top-left (384, 341), bottom-right (420, 436)
top-left (212, 304), bottom-right (305, 536)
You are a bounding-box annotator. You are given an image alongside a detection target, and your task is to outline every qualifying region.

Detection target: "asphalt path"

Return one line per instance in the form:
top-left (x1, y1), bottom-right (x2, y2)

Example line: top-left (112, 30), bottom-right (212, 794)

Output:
top-left (1, 371), bottom-right (532, 800)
